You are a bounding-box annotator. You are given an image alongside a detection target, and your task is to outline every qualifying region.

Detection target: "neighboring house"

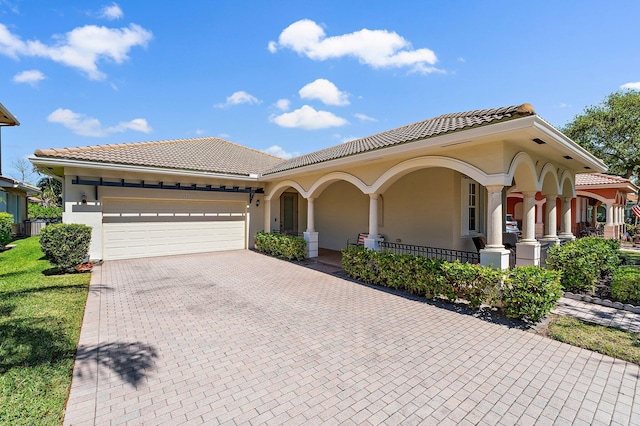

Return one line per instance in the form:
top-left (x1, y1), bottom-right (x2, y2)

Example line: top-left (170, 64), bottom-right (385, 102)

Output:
top-left (0, 176), bottom-right (40, 235)
top-left (507, 173), bottom-right (638, 240)
top-left (30, 103), bottom-right (607, 268)
top-left (1, 101), bottom-right (40, 235)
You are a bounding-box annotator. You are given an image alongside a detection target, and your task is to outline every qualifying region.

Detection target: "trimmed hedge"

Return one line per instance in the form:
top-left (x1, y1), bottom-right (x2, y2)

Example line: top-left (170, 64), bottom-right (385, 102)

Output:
top-left (546, 237), bottom-right (620, 293)
top-left (503, 266), bottom-right (563, 322)
top-left (0, 212), bottom-right (13, 246)
top-left (40, 223), bottom-right (92, 273)
top-left (255, 231), bottom-right (306, 261)
top-left (611, 266), bottom-right (640, 305)
top-left (341, 245), bottom-right (563, 322)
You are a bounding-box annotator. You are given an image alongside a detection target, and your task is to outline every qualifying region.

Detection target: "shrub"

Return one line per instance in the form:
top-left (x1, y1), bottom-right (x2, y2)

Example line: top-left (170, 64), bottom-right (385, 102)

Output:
top-left (255, 231), bottom-right (306, 261)
top-left (342, 246), bottom-right (565, 322)
top-left (0, 212), bottom-right (13, 246)
top-left (28, 204), bottom-right (63, 221)
top-left (440, 261), bottom-right (503, 308)
top-left (503, 266), bottom-right (563, 323)
top-left (546, 237), bottom-right (620, 293)
top-left (611, 266), bottom-right (640, 305)
top-left (39, 223), bottom-right (92, 273)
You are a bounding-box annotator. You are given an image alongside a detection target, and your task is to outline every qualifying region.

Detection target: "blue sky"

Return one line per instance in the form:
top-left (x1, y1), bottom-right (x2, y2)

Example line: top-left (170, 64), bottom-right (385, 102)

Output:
top-left (1, 1), bottom-right (640, 182)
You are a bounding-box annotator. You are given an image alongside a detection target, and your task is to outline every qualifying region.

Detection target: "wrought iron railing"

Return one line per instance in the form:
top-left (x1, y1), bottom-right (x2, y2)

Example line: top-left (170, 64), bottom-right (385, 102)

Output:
top-left (379, 241), bottom-right (480, 264)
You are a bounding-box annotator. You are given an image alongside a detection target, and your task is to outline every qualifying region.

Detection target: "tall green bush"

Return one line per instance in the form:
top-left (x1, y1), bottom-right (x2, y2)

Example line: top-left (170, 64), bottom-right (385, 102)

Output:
top-left (0, 212), bottom-right (13, 246)
top-left (255, 231), bottom-right (306, 261)
top-left (503, 266), bottom-right (563, 323)
top-left (546, 237), bottom-right (620, 293)
top-left (39, 223), bottom-right (92, 273)
top-left (28, 204), bottom-right (63, 221)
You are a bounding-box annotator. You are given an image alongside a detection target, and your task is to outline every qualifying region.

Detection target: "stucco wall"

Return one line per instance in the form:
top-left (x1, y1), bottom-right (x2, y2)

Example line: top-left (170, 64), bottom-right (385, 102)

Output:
top-left (315, 181), bottom-right (369, 250)
top-left (312, 168), bottom-right (477, 253)
top-left (382, 168), bottom-right (473, 251)
top-left (62, 169), bottom-right (263, 260)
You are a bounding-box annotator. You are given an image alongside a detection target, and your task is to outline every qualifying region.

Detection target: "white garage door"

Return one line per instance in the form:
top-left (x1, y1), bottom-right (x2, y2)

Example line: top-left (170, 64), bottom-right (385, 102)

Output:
top-left (103, 198), bottom-right (246, 260)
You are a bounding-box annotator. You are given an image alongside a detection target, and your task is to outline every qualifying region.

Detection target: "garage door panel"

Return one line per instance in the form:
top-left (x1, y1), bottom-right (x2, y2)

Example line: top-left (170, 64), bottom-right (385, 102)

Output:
top-left (103, 198), bottom-right (247, 260)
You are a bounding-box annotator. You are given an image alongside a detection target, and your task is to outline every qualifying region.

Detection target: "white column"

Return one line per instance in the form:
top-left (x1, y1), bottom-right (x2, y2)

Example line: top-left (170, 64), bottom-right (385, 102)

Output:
top-left (606, 204), bottom-right (614, 226)
top-left (263, 198), bottom-right (271, 232)
top-left (364, 194), bottom-right (382, 250)
top-left (368, 194), bottom-right (378, 237)
top-left (521, 192), bottom-right (537, 242)
top-left (306, 197), bottom-right (315, 232)
top-left (575, 196), bottom-right (582, 228)
top-left (516, 191), bottom-right (541, 266)
top-left (535, 201), bottom-right (545, 238)
top-left (485, 185), bottom-right (504, 248)
top-left (543, 195), bottom-right (559, 242)
top-left (582, 198), bottom-right (588, 222)
top-left (480, 185), bottom-right (510, 269)
top-left (303, 197), bottom-right (318, 258)
top-left (559, 196), bottom-right (575, 241)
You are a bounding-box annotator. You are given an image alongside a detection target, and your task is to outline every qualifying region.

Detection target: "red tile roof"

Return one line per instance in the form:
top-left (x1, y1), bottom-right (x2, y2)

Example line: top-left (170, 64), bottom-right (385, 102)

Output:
top-left (576, 173), bottom-right (634, 187)
top-left (262, 104), bottom-right (536, 175)
top-left (34, 137), bottom-right (284, 177)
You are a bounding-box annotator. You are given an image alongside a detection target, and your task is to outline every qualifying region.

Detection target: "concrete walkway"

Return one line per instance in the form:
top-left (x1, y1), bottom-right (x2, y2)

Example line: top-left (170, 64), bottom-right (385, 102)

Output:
top-left (64, 251), bottom-right (640, 425)
top-left (554, 298), bottom-right (640, 333)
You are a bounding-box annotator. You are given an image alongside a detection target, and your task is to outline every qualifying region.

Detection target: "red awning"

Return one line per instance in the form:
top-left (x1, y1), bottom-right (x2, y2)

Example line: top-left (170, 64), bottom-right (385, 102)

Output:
top-left (632, 205), bottom-right (640, 219)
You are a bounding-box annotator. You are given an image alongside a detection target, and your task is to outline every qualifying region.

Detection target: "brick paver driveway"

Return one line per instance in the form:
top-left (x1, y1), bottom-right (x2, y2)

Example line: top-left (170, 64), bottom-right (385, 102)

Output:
top-left (65, 251), bottom-right (640, 425)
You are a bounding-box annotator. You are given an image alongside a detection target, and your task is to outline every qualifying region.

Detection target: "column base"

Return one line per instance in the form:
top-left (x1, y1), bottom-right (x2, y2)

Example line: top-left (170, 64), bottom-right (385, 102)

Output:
top-left (364, 236), bottom-right (383, 251)
top-left (515, 241), bottom-right (541, 266)
top-left (303, 231), bottom-right (318, 258)
top-left (603, 225), bottom-right (616, 239)
top-left (480, 247), bottom-right (510, 270)
top-left (558, 233), bottom-right (575, 243)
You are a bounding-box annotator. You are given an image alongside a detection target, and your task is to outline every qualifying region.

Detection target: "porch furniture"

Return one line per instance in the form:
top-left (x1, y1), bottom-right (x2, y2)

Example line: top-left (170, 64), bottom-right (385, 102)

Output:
top-left (347, 232), bottom-right (369, 246)
top-left (472, 236), bottom-right (486, 253)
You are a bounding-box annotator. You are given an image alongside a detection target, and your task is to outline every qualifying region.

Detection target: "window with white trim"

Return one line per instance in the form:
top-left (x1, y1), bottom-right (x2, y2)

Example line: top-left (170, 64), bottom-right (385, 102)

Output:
top-left (461, 178), bottom-right (482, 235)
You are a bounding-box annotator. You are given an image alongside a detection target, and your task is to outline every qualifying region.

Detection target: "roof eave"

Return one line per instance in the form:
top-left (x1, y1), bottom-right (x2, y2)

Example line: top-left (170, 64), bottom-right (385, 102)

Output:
top-left (0, 102), bottom-right (20, 126)
top-left (29, 156), bottom-right (262, 182)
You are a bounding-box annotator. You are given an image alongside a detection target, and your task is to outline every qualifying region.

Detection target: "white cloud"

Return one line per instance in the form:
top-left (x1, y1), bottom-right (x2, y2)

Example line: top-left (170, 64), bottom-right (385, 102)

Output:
top-left (354, 112), bottom-right (377, 122)
top-left (0, 22), bottom-right (152, 80)
top-left (12, 69), bottom-right (45, 86)
top-left (299, 78), bottom-right (349, 106)
top-left (99, 3), bottom-right (123, 20)
top-left (195, 129), bottom-right (206, 135)
top-left (269, 105), bottom-right (348, 130)
top-left (270, 19), bottom-right (439, 74)
top-left (47, 108), bottom-right (151, 137)
top-left (263, 145), bottom-right (299, 159)
top-left (621, 82), bottom-right (640, 90)
top-left (274, 98), bottom-right (290, 111)
top-left (215, 91), bottom-right (261, 108)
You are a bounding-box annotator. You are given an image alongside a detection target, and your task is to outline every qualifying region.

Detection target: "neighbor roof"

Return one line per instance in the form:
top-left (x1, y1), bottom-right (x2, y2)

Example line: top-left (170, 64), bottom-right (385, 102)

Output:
top-left (0, 102), bottom-right (20, 126)
top-left (34, 137), bottom-right (284, 177)
top-left (262, 104), bottom-right (536, 175)
top-left (576, 172), bottom-right (638, 192)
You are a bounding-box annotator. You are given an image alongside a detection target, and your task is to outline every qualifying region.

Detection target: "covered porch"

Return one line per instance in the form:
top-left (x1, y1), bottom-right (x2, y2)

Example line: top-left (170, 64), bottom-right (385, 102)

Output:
top-left (259, 104), bottom-right (607, 269)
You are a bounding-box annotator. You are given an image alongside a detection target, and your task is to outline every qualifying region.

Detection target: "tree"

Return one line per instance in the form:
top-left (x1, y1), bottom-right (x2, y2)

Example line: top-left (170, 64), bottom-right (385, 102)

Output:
top-left (562, 90), bottom-right (640, 182)
top-left (37, 177), bottom-right (62, 207)
top-left (10, 157), bottom-right (37, 184)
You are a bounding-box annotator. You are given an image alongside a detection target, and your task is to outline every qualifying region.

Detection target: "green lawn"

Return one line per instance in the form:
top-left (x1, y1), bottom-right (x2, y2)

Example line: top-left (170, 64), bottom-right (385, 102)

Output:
top-left (0, 237), bottom-right (90, 425)
top-left (548, 315), bottom-right (640, 365)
